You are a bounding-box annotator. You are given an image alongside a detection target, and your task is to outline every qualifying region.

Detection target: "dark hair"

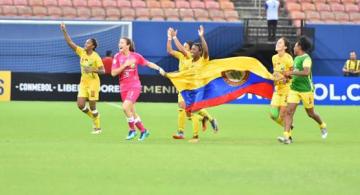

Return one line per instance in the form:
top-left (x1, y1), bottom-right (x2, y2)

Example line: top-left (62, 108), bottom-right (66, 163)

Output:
top-left (296, 36), bottom-right (312, 52)
top-left (121, 37), bottom-right (135, 52)
top-left (279, 37), bottom-right (292, 56)
top-left (192, 42), bottom-right (203, 53)
top-left (185, 41), bottom-right (194, 49)
top-left (105, 50), bottom-right (112, 57)
top-left (89, 38), bottom-right (98, 50)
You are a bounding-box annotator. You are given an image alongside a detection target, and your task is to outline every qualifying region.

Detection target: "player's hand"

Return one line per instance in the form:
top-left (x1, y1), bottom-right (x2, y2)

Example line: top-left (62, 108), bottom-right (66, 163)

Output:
top-left (198, 25), bottom-right (204, 37)
top-left (171, 29), bottom-right (177, 37)
top-left (167, 28), bottom-right (172, 38)
top-left (284, 71), bottom-right (292, 77)
top-left (124, 59), bottom-right (136, 68)
top-left (84, 66), bottom-right (94, 73)
top-left (60, 22), bottom-right (66, 32)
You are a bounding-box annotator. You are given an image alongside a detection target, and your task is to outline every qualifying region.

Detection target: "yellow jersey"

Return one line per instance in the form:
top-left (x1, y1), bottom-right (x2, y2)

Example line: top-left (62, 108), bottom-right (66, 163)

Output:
top-left (272, 53), bottom-right (293, 94)
top-left (344, 60), bottom-right (360, 71)
top-left (192, 56), bottom-right (210, 69)
top-left (172, 51), bottom-right (193, 71)
top-left (75, 47), bottom-right (103, 82)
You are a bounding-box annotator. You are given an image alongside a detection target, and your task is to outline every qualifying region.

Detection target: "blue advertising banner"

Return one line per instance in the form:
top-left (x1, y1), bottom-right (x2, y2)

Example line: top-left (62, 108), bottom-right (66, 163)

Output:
top-left (231, 76), bottom-right (360, 105)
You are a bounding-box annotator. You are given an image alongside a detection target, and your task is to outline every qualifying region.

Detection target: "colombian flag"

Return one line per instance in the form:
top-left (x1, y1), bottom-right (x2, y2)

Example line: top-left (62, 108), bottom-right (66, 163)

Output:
top-left (166, 57), bottom-right (274, 112)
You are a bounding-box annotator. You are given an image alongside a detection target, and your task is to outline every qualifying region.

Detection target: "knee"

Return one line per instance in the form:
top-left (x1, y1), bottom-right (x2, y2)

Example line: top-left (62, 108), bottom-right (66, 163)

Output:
top-left (77, 102), bottom-right (85, 110)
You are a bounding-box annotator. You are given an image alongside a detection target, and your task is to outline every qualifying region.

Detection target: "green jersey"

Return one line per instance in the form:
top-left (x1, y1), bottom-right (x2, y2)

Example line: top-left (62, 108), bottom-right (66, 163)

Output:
top-left (291, 54), bottom-right (314, 92)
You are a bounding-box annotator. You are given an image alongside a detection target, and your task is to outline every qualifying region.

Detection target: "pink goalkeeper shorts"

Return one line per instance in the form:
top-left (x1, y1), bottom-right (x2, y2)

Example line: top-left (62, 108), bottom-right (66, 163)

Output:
top-left (121, 88), bottom-right (141, 103)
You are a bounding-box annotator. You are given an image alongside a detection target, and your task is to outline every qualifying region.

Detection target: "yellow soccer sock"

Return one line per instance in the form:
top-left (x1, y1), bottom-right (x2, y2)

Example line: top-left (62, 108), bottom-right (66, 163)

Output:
top-left (82, 106), bottom-right (94, 119)
top-left (289, 131), bottom-right (292, 137)
top-left (93, 115), bottom-right (101, 129)
top-left (191, 114), bottom-right (200, 137)
top-left (198, 109), bottom-right (213, 121)
top-left (320, 122), bottom-right (327, 129)
top-left (283, 131), bottom-right (290, 139)
top-left (275, 117), bottom-right (284, 127)
top-left (178, 108), bottom-right (186, 131)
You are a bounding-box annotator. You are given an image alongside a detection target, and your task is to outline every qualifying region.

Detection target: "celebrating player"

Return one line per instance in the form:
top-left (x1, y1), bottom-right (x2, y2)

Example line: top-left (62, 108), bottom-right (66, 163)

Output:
top-left (270, 37), bottom-right (294, 138)
top-left (166, 27), bottom-right (218, 140)
top-left (279, 36), bottom-right (328, 144)
top-left (60, 22), bottom-right (104, 134)
top-left (111, 37), bottom-right (166, 141)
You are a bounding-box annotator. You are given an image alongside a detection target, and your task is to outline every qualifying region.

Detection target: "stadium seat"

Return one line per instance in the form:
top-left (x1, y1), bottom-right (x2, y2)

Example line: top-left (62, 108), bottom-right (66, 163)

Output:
top-left (62, 7), bottom-right (76, 18)
top-left (77, 7), bottom-right (91, 19)
top-left (219, 1), bottom-right (234, 10)
top-left (209, 9), bottom-right (225, 21)
top-left (327, 0), bottom-right (341, 3)
top-left (105, 7), bottom-right (120, 20)
top-left (334, 12), bottom-right (349, 21)
top-left (135, 8), bottom-right (150, 20)
top-left (43, 0), bottom-right (57, 6)
top-left (150, 8), bottom-right (165, 20)
top-left (33, 6), bottom-right (47, 17)
top-left (164, 8), bottom-right (180, 21)
top-left (103, 0), bottom-right (116, 8)
top-left (349, 12), bottom-right (360, 22)
top-left (132, 0), bottom-right (146, 8)
top-left (331, 3), bottom-right (345, 12)
top-left (160, 0), bottom-right (175, 8)
top-left (58, 0), bottom-right (72, 7)
top-left (205, 1), bottom-right (220, 10)
top-left (179, 8), bottom-right (194, 21)
top-left (315, 3), bottom-right (331, 12)
top-left (290, 11), bottom-right (305, 20)
top-left (286, 3), bottom-right (301, 12)
top-left (175, 0), bottom-right (190, 9)
top-left (305, 11), bottom-right (321, 21)
top-left (88, 0), bottom-right (102, 8)
top-left (47, 6), bottom-right (62, 18)
top-left (13, 0), bottom-right (27, 6)
top-left (29, 0), bottom-right (43, 6)
top-left (345, 4), bottom-right (359, 12)
top-left (224, 10), bottom-right (239, 21)
top-left (1, 5), bottom-right (17, 16)
top-left (146, 0), bottom-right (160, 8)
top-left (193, 9), bottom-right (210, 21)
top-left (120, 7), bottom-right (135, 20)
top-left (73, 0), bottom-right (87, 8)
top-left (320, 11), bottom-right (336, 21)
top-left (0, 0), bottom-right (13, 6)
top-left (117, 0), bottom-right (131, 8)
top-left (301, 2), bottom-right (316, 11)
top-left (17, 6), bottom-right (32, 17)
top-left (91, 7), bottom-right (106, 19)
top-left (190, 1), bottom-right (205, 9)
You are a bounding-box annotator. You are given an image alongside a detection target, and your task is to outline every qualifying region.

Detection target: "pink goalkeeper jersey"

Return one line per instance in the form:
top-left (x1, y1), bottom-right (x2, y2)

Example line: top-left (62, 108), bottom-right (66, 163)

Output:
top-left (112, 52), bottom-right (148, 91)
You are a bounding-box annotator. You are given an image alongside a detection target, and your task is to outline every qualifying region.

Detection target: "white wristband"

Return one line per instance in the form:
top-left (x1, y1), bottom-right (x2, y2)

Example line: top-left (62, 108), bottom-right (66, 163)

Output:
top-left (173, 36), bottom-right (177, 40)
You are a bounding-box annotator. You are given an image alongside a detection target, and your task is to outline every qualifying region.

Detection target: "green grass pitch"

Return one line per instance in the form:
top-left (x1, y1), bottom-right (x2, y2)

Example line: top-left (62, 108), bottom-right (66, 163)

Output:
top-left (0, 101), bottom-right (359, 194)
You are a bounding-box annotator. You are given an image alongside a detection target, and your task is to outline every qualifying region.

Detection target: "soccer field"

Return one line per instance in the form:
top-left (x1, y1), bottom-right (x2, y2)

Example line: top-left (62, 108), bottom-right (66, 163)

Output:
top-left (0, 101), bottom-right (359, 194)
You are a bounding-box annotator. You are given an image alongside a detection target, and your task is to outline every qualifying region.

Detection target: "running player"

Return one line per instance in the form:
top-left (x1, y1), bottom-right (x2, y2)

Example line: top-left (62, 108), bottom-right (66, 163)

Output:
top-left (270, 37), bottom-right (293, 137)
top-left (166, 27), bottom-right (218, 140)
top-left (279, 36), bottom-right (328, 144)
top-left (111, 37), bottom-right (166, 141)
top-left (60, 22), bottom-right (104, 134)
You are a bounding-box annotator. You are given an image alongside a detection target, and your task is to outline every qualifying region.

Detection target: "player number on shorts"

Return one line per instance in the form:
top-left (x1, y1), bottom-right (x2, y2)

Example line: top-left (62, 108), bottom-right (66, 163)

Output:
top-left (0, 79), bottom-right (4, 95)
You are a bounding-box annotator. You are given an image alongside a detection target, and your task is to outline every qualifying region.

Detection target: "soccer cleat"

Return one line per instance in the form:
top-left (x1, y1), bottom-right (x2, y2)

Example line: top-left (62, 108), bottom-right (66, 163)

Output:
top-left (91, 128), bottom-right (102, 134)
top-left (201, 116), bottom-right (208, 132)
top-left (321, 128), bottom-right (328, 139)
top-left (173, 131), bottom-right (185, 139)
top-left (125, 130), bottom-right (137, 140)
top-left (138, 130), bottom-right (150, 141)
top-left (210, 119), bottom-right (219, 133)
top-left (188, 135), bottom-right (199, 143)
top-left (277, 136), bottom-right (293, 144)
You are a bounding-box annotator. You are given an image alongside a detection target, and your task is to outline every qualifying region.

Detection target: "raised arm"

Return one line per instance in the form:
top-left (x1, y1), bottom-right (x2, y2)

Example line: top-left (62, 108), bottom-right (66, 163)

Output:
top-left (60, 22), bottom-right (78, 51)
top-left (171, 30), bottom-right (188, 57)
top-left (166, 28), bottom-right (177, 56)
top-left (145, 62), bottom-right (166, 76)
top-left (198, 25), bottom-right (209, 59)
